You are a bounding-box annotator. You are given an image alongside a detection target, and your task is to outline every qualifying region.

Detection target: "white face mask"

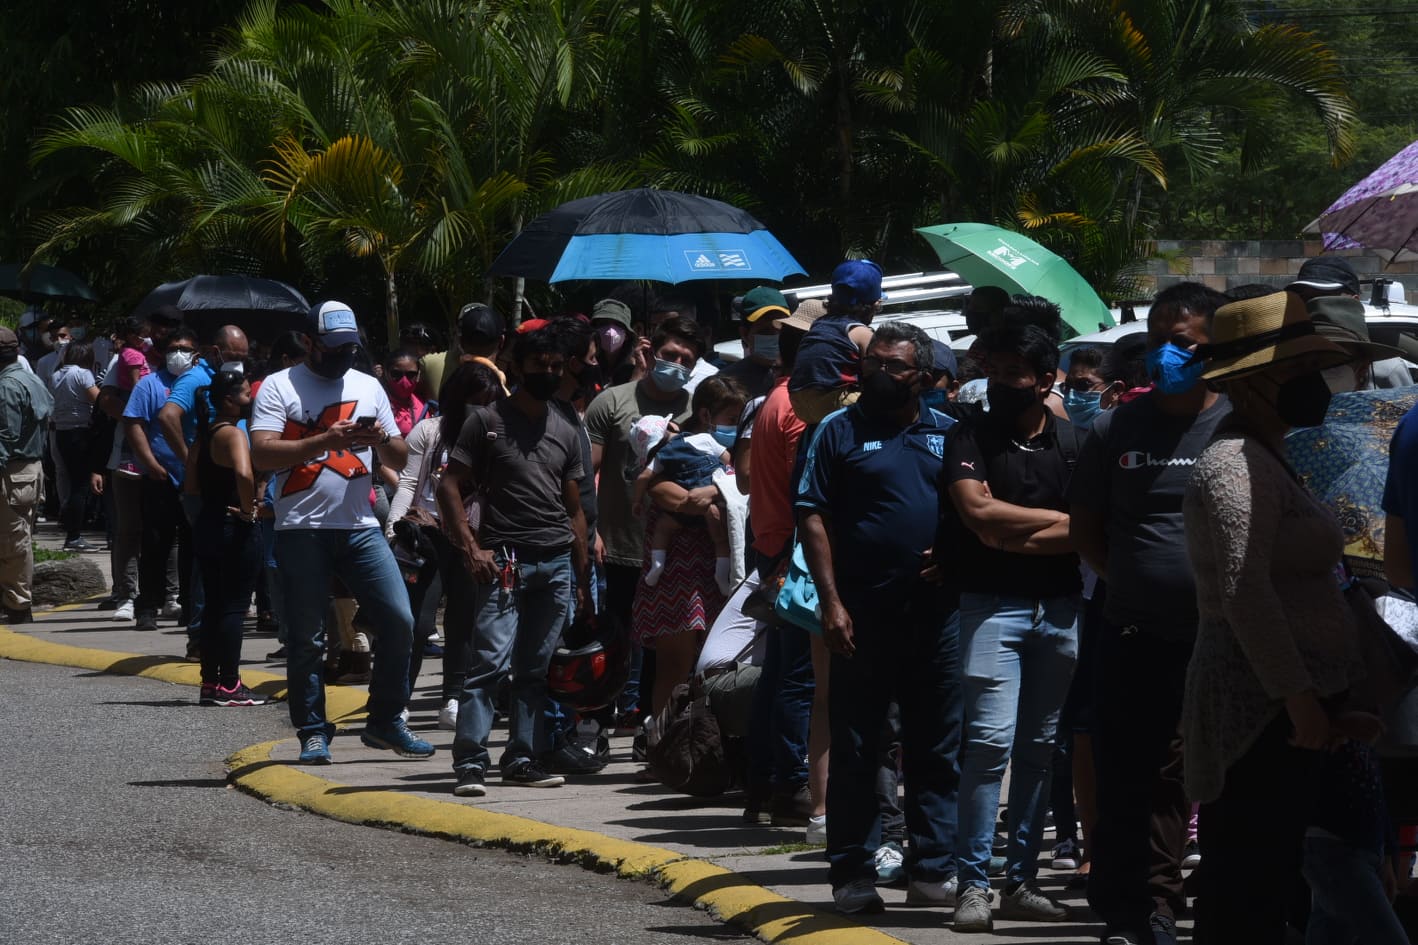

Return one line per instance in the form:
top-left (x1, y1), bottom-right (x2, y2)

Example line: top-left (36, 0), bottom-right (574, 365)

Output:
top-left (166, 350), bottom-right (195, 377)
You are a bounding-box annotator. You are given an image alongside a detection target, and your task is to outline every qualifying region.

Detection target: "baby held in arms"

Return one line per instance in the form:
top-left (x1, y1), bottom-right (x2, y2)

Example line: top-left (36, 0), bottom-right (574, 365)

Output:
top-left (629, 377), bottom-right (747, 595)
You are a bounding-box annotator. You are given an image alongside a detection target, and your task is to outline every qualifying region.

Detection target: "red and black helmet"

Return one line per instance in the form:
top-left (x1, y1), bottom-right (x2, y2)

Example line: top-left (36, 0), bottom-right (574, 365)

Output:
top-left (546, 614), bottom-right (631, 712)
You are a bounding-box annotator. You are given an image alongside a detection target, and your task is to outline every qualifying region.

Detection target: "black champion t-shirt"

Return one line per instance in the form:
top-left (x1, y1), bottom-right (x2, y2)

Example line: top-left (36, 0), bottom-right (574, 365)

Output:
top-left (1068, 393), bottom-right (1231, 639)
top-left (940, 412), bottom-right (1082, 600)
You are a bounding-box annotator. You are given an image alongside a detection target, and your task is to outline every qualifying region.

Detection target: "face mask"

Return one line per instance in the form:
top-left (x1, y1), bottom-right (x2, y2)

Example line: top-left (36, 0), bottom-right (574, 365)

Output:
top-left (55, 339), bottom-right (70, 351)
top-left (595, 325), bottom-right (627, 358)
top-left (921, 389), bottom-right (949, 411)
top-left (1063, 389), bottom-right (1103, 429)
top-left (38, 331), bottom-right (51, 348)
top-left (520, 372), bottom-right (560, 401)
top-left (574, 362), bottom-right (603, 394)
top-left (750, 334), bottom-right (781, 363)
top-left (69, 327), bottom-right (87, 342)
top-left (1145, 343), bottom-right (1205, 396)
top-left (1321, 364), bottom-right (1359, 394)
top-left (165, 350), bottom-right (194, 377)
top-left (651, 358), bottom-right (691, 393)
top-left (711, 425), bottom-right (738, 449)
top-left (310, 347), bottom-right (357, 379)
top-left (1274, 372), bottom-right (1332, 428)
top-left (392, 376), bottom-right (418, 399)
top-left (238, 402), bottom-right (254, 421)
top-left (859, 369), bottom-right (914, 414)
top-left (985, 382), bottom-right (1039, 426)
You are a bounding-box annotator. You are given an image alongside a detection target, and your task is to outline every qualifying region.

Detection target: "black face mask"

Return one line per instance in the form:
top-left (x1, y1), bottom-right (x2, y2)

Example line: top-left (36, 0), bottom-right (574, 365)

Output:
top-left (574, 362), bottom-right (603, 394)
top-left (238, 402), bottom-right (254, 421)
top-left (859, 369), bottom-right (914, 414)
top-left (986, 382), bottom-right (1039, 426)
top-left (1274, 371), bottom-right (1332, 428)
top-left (521, 372), bottom-right (560, 401)
top-left (310, 347), bottom-right (357, 379)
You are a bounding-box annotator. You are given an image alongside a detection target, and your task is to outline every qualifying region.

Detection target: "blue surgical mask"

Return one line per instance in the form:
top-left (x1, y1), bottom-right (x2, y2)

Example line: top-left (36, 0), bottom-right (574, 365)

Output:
top-left (921, 389), bottom-right (949, 411)
top-left (750, 334), bottom-right (780, 363)
top-left (711, 425), bottom-right (738, 449)
top-left (651, 358), bottom-right (691, 393)
top-left (1063, 388), bottom-right (1103, 429)
top-left (1145, 343), bottom-right (1205, 396)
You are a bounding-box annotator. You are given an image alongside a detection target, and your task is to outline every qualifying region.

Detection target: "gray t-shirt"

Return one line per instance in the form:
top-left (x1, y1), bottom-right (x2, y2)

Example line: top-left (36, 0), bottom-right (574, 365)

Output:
top-left (584, 380), bottom-right (690, 567)
top-left (51, 364), bottom-right (96, 430)
top-left (1068, 393), bottom-right (1232, 639)
top-left (451, 398), bottom-right (583, 551)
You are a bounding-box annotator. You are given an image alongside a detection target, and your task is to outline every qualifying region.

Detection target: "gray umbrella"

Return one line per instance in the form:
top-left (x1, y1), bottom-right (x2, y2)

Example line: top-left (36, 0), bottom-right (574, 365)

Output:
top-left (133, 275), bottom-right (310, 342)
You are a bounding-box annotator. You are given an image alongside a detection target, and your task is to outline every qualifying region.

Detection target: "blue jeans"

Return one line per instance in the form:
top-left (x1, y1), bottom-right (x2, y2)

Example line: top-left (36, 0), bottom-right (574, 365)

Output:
top-left (827, 597), bottom-right (962, 888)
top-left (745, 552), bottom-right (812, 795)
top-left (453, 549), bottom-right (572, 775)
top-left (277, 528), bottom-right (414, 740)
top-left (1303, 833), bottom-right (1407, 945)
top-left (956, 592), bottom-right (1079, 890)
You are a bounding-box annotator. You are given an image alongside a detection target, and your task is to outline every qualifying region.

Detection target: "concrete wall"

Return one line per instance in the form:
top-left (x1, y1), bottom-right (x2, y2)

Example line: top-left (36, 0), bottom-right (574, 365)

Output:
top-left (1142, 239), bottom-right (1418, 302)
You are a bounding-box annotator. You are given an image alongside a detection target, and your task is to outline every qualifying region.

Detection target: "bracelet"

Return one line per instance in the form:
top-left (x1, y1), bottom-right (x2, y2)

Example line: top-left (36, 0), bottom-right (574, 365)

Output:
top-left (380, 432), bottom-right (391, 446)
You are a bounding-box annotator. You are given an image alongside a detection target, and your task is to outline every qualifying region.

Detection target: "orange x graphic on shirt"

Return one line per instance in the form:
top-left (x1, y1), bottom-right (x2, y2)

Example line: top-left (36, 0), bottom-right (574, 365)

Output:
top-left (279, 400), bottom-right (369, 497)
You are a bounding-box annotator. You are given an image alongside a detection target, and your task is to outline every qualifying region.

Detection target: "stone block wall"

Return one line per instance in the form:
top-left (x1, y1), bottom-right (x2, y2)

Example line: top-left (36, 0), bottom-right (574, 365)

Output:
top-left (1140, 240), bottom-right (1418, 301)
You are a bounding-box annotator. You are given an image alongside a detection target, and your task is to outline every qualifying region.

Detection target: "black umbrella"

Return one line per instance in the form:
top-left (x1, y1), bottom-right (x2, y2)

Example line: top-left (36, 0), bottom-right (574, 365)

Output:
top-left (133, 275), bottom-right (310, 342)
top-left (0, 263), bottom-right (98, 305)
top-left (490, 188), bottom-right (805, 284)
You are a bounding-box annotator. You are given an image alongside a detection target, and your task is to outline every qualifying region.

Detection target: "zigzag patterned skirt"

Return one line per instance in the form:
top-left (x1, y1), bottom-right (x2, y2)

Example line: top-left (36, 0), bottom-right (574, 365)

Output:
top-left (631, 506), bottom-right (727, 647)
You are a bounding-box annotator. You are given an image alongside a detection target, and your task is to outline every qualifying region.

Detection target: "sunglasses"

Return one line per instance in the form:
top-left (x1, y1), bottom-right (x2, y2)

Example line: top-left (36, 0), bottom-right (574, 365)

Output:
top-left (387, 369), bottom-right (419, 380)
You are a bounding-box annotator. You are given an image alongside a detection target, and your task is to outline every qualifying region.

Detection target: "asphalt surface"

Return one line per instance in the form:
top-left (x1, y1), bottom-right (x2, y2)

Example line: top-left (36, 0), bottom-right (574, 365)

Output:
top-left (0, 659), bottom-right (751, 945)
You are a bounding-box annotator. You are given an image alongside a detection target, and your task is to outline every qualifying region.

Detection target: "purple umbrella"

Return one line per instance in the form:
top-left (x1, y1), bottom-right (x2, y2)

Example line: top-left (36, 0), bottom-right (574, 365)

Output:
top-left (1308, 139), bottom-right (1418, 263)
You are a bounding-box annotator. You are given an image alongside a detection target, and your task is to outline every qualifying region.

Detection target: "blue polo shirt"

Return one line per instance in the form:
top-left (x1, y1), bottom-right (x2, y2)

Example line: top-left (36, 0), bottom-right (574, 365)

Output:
top-left (1384, 405), bottom-right (1418, 582)
top-left (796, 403), bottom-right (956, 596)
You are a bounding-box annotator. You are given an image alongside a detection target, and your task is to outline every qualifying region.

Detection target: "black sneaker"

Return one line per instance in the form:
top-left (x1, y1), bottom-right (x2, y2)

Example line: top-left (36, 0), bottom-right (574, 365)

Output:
top-left (4, 606), bottom-right (32, 625)
top-left (184, 639), bottom-right (201, 662)
top-left (212, 682), bottom-right (268, 707)
top-left (630, 732), bottom-right (647, 763)
top-left (266, 645), bottom-right (288, 660)
top-left (541, 733), bottom-right (608, 775)
top-left (135, 610), bottom-right (158, 632)
top-left (97, 596), bottom-right (121, 611)
top-left (771, 784), bottom-right (814, 827)
top-left (502, 759), bottom-right (565, 788)
top-left (1149, 913), bottom-right (1179, 945)
top-left (453, 769), bottom-right (487, 797)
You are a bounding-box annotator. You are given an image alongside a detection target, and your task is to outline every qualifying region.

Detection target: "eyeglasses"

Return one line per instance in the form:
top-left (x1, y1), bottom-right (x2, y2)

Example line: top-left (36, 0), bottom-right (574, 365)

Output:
top-left (861, 356), bottom-right (918, 378)
top-left (387, 369), bottom-right (419, 380)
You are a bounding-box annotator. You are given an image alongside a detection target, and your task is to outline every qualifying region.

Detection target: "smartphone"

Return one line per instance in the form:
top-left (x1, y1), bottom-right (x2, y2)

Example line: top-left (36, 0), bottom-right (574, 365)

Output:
top-left (356, 415), bottom-right (377, 429)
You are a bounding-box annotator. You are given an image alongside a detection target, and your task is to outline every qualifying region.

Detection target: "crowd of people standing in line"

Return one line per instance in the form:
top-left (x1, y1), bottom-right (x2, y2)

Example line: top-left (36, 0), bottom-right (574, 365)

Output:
top-left (2, 251), bottom-right (1418, 944)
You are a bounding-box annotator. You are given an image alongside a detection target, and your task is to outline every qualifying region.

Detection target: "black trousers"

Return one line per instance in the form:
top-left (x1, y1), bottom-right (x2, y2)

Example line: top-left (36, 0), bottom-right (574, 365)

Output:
top-left (196, 515), bottom-right (260, 686)
top-left (138, 478), bottom-right (190, 616)
top-left (1087, 625), bottom-right (1192, 928)
top-left (1194, 715), bottom-right (1320, 944)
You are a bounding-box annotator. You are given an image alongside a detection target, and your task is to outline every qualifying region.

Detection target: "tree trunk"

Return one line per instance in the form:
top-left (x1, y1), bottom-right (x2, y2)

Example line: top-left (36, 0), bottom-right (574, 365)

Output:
top-left (834, 58), bottom-right (854, 247)
top-left (511, 210), bottom-right (525, 328)
top-left (384, 269), bottom-right (400, 351)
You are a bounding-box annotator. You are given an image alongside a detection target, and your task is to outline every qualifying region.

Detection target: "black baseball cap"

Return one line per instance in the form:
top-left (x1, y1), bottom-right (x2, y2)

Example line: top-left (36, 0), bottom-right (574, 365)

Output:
top-left (458, 303), bottom-right (506, 342)
top-left (1288, 256), bottom-right (1361, 298)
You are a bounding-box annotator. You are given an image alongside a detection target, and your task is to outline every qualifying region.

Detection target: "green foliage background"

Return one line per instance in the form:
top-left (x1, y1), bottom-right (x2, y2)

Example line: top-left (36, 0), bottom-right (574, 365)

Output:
top-left (0, 0), bottom-right (1405, 342)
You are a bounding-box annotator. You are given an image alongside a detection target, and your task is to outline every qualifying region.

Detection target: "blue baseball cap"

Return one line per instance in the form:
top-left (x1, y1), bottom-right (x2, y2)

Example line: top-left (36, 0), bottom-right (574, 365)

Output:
top-left (930, 339), bottom-right (958, 379)
top-left (830, 259), bottom-right (884, 306)
top-left (310, 300), bottom-right (361, 347)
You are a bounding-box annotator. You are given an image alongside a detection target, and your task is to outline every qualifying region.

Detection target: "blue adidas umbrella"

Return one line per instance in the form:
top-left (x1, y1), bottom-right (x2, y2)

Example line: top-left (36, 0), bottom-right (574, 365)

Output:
top-left (490, 188), bottom-right (805, 284)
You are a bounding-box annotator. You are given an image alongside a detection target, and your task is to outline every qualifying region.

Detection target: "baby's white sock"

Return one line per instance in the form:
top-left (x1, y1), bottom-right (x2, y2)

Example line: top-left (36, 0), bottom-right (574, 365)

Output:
top-left (645, 549), bottom-right (668, 587)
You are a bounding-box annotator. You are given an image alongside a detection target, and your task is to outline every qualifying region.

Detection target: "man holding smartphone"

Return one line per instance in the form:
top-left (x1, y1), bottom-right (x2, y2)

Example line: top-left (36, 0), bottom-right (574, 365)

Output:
top-left (250, 301), bottom-right (433, 765)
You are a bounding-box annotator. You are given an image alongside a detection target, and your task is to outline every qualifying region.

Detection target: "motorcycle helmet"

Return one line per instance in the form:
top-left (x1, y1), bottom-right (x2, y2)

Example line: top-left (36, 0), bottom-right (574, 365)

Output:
top-left (546, 613), bottom-right (631, 712)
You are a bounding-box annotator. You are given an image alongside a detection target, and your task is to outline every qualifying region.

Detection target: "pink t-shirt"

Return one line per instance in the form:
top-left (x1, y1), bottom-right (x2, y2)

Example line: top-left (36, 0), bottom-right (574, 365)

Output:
top-left (116, 345), bottom-right (152, 391)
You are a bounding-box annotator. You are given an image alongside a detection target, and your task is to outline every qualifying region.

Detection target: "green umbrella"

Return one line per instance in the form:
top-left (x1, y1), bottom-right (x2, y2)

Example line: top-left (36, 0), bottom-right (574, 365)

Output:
top-left (0, 263), bottom-right (98, 305)
top-left (915, 222), bottom-right (1112, 338)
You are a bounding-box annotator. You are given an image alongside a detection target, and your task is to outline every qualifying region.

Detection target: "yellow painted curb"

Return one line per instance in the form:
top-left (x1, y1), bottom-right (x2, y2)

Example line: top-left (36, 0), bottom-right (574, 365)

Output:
top-left (1, 624), bottom-right (909, 945)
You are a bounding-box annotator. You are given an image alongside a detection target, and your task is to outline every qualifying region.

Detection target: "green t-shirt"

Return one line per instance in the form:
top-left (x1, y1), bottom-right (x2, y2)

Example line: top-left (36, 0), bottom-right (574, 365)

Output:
top-left (584, 380), bottom-right (690, 567)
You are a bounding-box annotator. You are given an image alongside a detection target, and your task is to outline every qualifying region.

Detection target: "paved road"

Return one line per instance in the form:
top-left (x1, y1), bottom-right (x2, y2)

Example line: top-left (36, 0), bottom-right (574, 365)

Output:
top-left (0, 659), bottom-right (751, 945)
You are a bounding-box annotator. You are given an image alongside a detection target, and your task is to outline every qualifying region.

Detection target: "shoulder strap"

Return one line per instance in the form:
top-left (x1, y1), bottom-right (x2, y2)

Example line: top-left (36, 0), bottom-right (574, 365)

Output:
top-left (1054, 419), bottom-right (1081, 469)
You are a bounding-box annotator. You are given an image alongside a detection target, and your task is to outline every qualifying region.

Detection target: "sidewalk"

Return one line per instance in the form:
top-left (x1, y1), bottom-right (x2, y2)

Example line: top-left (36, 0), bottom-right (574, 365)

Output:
top-left (18, 525), bottom-right (1187, 945)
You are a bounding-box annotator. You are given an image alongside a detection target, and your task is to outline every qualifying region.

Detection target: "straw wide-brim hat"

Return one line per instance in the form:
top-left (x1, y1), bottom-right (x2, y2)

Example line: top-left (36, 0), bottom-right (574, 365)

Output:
top-left (1195, 290), bottom-right (1352, 381)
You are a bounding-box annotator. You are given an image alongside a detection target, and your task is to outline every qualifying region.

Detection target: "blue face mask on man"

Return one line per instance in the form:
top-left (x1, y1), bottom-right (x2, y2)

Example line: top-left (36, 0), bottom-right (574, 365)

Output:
top-left (1145, 342), bottom-right (1205, 395)
top-left (921, 389), bottom-right (949, 411)
top-left (1063, 388), bottom-right (1103, 429)
top-left (651, 358), bottom-right (691, 393)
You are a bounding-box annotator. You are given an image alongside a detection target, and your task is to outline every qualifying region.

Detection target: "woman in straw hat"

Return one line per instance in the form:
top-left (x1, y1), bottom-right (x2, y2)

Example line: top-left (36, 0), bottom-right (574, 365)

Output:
top-left (1181, 290), bottom-right (1373, 943)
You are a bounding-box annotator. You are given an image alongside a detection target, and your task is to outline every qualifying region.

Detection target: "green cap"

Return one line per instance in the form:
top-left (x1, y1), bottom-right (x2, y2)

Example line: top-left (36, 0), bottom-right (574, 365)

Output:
top-left (742, 286), bottom-right (790, 324)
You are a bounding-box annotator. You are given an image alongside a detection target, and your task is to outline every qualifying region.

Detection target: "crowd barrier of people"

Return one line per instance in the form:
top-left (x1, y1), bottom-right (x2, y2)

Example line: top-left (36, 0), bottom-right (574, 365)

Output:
top-left (4, 253), bottom-right (1418, 944)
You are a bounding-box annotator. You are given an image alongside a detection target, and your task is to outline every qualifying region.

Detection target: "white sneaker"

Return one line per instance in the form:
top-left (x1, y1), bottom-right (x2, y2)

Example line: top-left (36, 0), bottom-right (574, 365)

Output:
top-left (161, 598), bottom-right (182, 619)
top-left (113, 599), bottom-right (135, 622)
top-left (1051, 837), bottom-right (1081, 870)
top-left (999, 881), bottom-right (1070, 922)
top-left (805, 813), bottom-right (827, 845)
top-left (905, 874), bottom-right (958, 906)
top-left (398, 707), bottom-right (410, 723)
top-left (1182, 839), bottom-right (1201, 869)
top-left (438, 699), bottom-right (459, 731)
top-left (873, 841), bottom-right (906, 886)
top-left (953, 885), bottom-right (994, 932)
top-left (832, 877), bottom-right (884, 915)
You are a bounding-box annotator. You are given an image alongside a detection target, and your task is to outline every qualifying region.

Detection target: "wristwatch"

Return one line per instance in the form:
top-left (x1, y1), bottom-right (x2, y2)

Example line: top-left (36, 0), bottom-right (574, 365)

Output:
top-left (380, 431), bottom-right (392, 446)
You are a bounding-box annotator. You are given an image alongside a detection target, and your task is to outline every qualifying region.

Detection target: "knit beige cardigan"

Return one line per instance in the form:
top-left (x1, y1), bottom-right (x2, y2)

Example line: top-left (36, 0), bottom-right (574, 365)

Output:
top-left (1181, 432), bottom-right (1365, 803)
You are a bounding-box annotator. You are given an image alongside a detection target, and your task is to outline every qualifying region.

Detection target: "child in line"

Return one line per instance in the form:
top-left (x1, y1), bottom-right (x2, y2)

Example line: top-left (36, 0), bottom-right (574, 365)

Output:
top-left (629, 376), bottom-right (748, 595)
top-left (787, 259), bottom-right (883, 424)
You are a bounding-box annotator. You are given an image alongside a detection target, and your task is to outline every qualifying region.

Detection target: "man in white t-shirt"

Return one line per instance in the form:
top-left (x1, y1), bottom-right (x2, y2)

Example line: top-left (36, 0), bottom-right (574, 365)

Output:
top-left (250, 301), bottom-right (433, 765)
